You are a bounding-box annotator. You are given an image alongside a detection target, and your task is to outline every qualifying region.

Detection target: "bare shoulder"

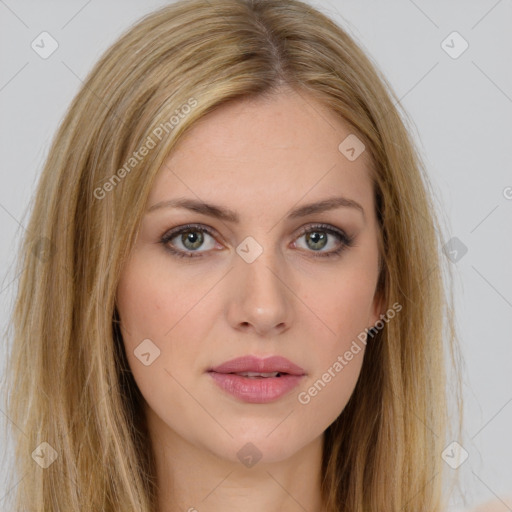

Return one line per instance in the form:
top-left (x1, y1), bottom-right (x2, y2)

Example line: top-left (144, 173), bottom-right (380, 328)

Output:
top-left (467, 496), bottom-right (512, 512)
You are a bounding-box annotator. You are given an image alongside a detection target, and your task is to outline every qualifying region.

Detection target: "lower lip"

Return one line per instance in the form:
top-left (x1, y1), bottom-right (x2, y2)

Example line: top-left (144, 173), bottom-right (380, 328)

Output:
top-left (208, 372), bottom-right (304, 403)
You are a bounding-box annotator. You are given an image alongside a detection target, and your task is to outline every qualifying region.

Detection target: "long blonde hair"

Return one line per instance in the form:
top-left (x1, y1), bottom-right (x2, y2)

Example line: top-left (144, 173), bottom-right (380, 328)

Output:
top-left (3, 0), bottom-right (463, 510)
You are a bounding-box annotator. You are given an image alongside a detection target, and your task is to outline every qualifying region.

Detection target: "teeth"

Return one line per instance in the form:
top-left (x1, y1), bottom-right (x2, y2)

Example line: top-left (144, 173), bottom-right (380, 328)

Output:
top-left (236, 371), bottom-right (281, 378)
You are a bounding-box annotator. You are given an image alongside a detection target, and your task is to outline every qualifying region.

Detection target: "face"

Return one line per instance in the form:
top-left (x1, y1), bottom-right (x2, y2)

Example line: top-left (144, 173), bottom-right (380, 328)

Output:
top-left (116, 88), bottom-right (383, 465)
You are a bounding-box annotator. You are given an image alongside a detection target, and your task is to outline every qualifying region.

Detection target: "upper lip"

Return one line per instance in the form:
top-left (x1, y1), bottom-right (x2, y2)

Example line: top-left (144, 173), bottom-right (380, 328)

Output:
top-left (208, 355), bottom-right (306, 376)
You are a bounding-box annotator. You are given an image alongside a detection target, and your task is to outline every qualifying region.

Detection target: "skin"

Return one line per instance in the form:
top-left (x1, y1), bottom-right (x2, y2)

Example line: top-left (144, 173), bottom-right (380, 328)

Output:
top-left (470, 497), bottom-right (512, 512)
top-left (116, 86), bottom-right (384, 512)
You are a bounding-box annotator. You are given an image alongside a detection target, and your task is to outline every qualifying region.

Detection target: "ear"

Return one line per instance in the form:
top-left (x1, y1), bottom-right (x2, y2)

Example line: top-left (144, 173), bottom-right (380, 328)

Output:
top-left (369, 288), bottom-right (386, 327)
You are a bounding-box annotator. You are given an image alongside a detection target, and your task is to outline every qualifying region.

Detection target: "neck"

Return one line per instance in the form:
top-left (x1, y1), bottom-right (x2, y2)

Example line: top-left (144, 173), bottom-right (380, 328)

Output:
top-left (146, 408), bottom-right (325, 512)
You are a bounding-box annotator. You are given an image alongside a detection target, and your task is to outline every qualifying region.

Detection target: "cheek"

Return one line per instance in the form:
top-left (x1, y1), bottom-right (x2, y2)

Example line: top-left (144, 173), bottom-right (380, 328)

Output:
top-left (301, 256), bottom-right (378, 350)
top-left (297, 285), bottom-right (369, 426)
top-left (294, 253), bottom-right (376, 418)
top-left (116, 251), bottom-right (212, 342)
top-left (115, 259), bottom-right (225, 453)
top-left (296, 349), bottom-right (364, 437)
top-left (115, 254), bottom-right (216, 403)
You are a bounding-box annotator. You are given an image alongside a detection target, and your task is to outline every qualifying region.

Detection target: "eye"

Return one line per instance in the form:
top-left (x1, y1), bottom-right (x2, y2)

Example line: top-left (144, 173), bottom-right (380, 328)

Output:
top-left (160, 223), bottom-right (354, 259)
top-left (293, 223), bottom-right (354, 258)
top-left (160, 224), bottom-right (220, 258)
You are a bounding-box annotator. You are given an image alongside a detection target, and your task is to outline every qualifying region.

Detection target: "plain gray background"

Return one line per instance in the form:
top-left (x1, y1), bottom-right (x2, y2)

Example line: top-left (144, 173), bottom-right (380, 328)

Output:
top-left (1, 0), bottom-right (511, 509)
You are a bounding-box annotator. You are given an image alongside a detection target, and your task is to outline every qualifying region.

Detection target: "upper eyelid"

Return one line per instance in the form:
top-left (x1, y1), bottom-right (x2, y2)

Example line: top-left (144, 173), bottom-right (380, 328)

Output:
top-left (163, 221), bottom-right (345, 236)
top-left (163, 223), bottom-right (224, 243)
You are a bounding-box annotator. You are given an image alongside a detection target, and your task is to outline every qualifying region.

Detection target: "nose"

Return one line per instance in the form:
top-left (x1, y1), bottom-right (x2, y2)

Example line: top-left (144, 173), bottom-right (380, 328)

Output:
top-left (225, 245), bottom-right (293, 337)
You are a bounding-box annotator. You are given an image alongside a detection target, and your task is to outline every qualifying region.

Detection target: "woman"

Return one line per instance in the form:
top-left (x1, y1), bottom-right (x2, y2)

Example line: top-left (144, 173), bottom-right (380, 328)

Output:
top-left (3, 0), bottom-right (464, 510)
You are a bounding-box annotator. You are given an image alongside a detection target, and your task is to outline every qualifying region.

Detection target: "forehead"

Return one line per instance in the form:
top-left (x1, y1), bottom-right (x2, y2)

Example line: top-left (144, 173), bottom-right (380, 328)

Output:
top-left (147, 90), bottom-right (374, 218)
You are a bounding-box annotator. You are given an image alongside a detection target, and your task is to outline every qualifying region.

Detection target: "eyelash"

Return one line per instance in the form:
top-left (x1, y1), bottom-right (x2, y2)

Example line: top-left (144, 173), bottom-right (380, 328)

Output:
top-left (159, 223), bottom-right (355, 260)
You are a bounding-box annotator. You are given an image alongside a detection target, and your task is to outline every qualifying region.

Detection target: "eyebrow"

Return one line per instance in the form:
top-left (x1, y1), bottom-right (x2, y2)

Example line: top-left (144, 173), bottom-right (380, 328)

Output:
top-left (147, 196), bottom-right (366, 222)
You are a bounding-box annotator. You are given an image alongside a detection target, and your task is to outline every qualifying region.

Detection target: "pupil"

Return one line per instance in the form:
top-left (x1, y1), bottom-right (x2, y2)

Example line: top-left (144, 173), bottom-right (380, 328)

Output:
top-left (182, 230), bottom-right (203, 250)
top-left (307, 231), bottom-right (326, 250)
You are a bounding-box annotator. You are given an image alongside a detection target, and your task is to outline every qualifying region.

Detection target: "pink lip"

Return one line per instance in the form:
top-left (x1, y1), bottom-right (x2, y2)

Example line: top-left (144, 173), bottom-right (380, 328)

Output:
top-left (208, 355), bottom-right (306, 404)
top-left (209, 355), bottom-right (306, 375)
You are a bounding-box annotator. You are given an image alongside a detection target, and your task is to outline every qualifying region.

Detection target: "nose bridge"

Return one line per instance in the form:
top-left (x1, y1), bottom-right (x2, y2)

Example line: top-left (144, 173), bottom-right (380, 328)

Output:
top-left (227, 234), bottom-right (291, 334)
top-left (236, 235), bottom-right (287, 301)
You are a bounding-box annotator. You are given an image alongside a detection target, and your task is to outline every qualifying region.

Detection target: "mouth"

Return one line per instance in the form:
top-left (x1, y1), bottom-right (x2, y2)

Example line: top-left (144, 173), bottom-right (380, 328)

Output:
top-left (207, 355), bottom-right (306, 403)
top-left (208, 355), bottom-right (306, 376)
top-left (228, 371), bottom-right (285, 378)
